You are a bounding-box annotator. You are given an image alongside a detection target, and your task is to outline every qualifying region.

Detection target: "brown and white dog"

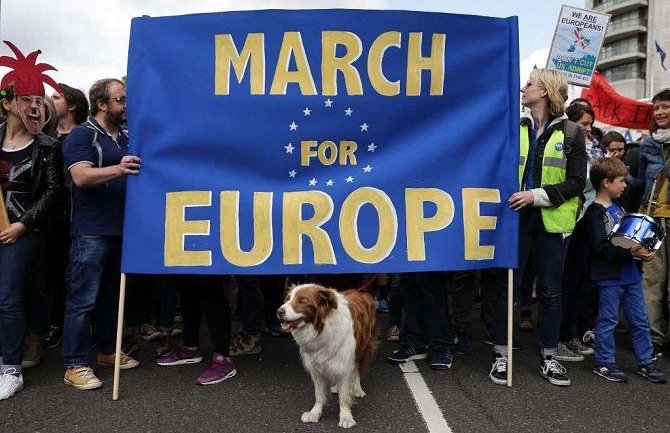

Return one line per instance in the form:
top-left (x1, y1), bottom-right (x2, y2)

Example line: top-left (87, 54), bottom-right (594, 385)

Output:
top-left (277, 283), bottom-right (378, 429)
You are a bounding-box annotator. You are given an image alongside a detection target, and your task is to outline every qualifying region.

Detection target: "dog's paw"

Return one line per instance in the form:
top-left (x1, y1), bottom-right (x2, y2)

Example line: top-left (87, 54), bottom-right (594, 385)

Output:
top-left (330, 385), bottom-right (339, 394)
top-left (338, 416), bottom-right (357, 429)
top-left (353, 389), bottom-right (366, 398)
top-left (301, 412), bottom-right (321, 423)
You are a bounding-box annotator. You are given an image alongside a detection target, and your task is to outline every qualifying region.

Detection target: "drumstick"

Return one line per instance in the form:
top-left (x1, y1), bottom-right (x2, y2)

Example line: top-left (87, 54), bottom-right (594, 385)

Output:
top-left (646, 178), bottom-right (658, 216)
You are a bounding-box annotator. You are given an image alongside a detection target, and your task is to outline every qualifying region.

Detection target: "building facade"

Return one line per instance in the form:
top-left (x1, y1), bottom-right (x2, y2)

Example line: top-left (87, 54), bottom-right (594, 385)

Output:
top-left (586, 0), bottom-right (670, 99)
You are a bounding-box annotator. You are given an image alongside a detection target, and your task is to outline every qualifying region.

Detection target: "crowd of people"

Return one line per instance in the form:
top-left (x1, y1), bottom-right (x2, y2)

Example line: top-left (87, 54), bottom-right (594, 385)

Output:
top-left (1, 65), bottom-right (669, 402)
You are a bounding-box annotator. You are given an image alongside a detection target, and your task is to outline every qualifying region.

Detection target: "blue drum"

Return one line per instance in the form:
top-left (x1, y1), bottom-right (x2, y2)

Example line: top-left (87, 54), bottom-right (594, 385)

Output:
top-left (609, 213), bottom-right (665, 253)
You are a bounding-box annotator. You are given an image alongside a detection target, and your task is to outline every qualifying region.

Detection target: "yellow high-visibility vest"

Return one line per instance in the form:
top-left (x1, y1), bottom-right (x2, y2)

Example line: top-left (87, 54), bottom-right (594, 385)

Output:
top-left (519, 123), bottom-right (579, 233)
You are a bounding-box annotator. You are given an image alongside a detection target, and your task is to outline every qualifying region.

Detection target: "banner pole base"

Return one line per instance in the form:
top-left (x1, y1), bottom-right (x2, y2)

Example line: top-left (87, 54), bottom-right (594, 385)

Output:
top-left (112, 273), bottom-right (127, 401)
top-left (507, 268), bottom-right (513, 388)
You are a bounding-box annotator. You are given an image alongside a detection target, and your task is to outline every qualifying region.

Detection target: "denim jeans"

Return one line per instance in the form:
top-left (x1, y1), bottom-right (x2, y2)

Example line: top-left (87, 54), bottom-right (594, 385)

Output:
top-left (62, 236), bottom-right (121, 366)
top-left (448, 271), bottom-right (476, 331)
top-left (517, 259), bottom-right (535, 312)
top-left (493, 208), bottom-right (566, 353)
top-left (560, 234), bottom-right (598, 341)
top-left (595, 282), bottom-right (654, 366)
top-left (25, 233), bottom-right (56, 338)
top-left (0, 234), bottom-right (36, 367)
top-left (401, 272), bottom-right (451, 351)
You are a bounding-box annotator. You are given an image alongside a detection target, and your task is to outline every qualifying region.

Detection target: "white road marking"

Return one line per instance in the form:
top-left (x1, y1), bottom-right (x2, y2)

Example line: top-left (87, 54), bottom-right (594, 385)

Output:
top-left (399, 361), bottom-right (453, 433)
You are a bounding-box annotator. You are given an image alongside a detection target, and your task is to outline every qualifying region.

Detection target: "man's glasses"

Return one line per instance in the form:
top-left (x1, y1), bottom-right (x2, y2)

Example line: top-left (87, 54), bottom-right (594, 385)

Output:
top-left (17, 95), bottom-right (44, 107)
top-left (107, 96), bottom-right (126, 104)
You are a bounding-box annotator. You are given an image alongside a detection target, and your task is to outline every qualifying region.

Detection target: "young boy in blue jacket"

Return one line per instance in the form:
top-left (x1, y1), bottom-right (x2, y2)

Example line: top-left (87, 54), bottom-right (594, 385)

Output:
top-left (584, 157), bottom-right (666, 383)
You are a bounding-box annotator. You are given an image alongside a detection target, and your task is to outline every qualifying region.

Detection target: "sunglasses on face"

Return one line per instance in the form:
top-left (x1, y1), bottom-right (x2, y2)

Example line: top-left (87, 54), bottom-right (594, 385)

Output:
top-left (107, 96), bottom-right (126, 104)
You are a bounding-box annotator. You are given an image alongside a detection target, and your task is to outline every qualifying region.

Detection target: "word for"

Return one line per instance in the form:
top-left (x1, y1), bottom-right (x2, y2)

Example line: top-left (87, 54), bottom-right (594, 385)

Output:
top-left (301, 140), bottom-right (357, 166)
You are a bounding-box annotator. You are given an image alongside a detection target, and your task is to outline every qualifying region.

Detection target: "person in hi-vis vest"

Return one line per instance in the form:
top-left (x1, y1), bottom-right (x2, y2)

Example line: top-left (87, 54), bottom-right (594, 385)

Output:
top-left (488, 69), bottom-right (586, 387)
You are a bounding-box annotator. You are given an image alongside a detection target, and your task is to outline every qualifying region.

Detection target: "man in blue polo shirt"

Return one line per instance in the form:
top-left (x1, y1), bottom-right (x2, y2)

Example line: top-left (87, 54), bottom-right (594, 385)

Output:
top-left (61, 78), bottom-right (142, 390)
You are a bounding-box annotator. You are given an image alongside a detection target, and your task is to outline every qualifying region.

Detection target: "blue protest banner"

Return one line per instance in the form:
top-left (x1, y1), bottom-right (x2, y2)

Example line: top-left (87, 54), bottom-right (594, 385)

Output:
top-left (122, 9), bottom-right (519, 275)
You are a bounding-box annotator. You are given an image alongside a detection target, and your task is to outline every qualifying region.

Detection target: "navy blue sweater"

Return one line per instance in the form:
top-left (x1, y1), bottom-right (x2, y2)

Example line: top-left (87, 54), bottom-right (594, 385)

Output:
top-left (582, 201), bottom-right (638, 281)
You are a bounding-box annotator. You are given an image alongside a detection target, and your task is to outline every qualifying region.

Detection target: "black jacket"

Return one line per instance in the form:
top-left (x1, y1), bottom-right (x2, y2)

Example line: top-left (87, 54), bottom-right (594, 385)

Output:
top-left (0, 122), bottom-right (63, 231)
top-left (582, 201), bottom-right (637, 281)
top-left (520, 116), bottom-right (587, 206)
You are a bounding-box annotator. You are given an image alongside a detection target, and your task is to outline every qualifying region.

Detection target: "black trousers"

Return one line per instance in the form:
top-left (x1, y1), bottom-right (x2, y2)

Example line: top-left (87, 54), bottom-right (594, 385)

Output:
top-left (175, 275), bottom-right (231, 356)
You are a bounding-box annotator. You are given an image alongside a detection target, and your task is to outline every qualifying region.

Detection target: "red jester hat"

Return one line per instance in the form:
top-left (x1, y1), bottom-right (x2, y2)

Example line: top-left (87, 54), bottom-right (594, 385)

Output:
top-left (0, 40), bottom-right (62, 134)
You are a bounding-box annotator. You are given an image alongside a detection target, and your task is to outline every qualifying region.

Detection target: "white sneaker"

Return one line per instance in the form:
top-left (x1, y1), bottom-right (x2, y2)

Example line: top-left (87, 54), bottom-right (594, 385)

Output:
top-left (0, 368), bottom-right (24, 400)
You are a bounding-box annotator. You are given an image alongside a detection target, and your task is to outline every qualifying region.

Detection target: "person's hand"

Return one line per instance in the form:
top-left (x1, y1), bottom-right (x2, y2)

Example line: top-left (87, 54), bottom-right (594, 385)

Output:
top-left (0, 222), bottom-right (27, 244)
top-left (631, 245), bottom-right (655, 261)
top-left (119, 155), bottom-right (142, 176)
top-left (508, 191), bottom-right (534, 211)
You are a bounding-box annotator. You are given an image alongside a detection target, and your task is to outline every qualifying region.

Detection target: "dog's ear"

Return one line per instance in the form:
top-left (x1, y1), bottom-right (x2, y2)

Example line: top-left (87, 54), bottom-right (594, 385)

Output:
top-left (318, 289), bottom-right (337, 310)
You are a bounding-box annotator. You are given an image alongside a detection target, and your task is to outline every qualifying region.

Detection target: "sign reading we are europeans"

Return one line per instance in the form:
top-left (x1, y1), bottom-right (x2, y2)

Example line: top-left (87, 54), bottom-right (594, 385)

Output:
top-left (547, 6), bottom-right (610, 87)
top-left (122, 9), bottom-right (520, 275)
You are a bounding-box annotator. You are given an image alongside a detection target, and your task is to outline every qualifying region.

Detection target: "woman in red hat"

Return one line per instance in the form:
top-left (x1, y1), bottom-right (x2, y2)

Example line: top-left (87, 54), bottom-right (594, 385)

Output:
top-left (0, 41), bottom-right (62, 400)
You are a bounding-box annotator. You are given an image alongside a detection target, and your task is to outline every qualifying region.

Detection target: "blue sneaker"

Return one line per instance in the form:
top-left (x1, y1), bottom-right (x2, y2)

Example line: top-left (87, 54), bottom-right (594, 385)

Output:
top-left (387, 344), bottom-right (428, 364)
top-left (430, 348), bottom-right (454, 370)
top-left (593, 364), bottom-right (628, 382)
top-left (638, 364), bottom-right (667, 384)
top-left (377, 299), bottom-right (390, 313)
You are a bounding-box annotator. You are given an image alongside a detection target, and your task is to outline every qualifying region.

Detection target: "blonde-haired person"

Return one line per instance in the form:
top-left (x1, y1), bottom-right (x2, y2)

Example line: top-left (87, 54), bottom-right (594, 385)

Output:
top-left (488, 69), bottom-right (587, 387)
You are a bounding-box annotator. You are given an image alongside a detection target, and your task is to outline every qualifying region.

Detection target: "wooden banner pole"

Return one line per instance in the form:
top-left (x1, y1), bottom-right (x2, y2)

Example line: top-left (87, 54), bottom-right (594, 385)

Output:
top-left (0, 191), bottom-right (10, 232)
top-left (507, 268), bottom-right (514, 388)
top-left (112, 273), bottom-right (127, 401)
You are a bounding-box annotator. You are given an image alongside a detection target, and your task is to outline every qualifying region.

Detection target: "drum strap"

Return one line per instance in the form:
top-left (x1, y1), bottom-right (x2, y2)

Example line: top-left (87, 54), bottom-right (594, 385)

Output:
top-left (648, 159), bottom-right (670, 216)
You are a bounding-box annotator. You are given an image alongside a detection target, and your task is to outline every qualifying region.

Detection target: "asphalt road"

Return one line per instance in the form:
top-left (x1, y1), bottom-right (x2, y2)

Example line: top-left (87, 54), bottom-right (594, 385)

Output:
top-left (3, 314), bottom-right (669, 433)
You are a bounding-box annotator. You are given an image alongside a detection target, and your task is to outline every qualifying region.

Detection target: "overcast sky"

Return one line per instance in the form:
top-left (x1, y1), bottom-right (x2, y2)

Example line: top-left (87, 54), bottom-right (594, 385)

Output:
top-left (0, 0), bottom-right (582, 93)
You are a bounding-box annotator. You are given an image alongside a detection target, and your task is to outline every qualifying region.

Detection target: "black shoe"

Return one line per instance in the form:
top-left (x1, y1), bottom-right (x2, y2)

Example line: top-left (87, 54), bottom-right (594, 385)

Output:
top-left (489, 353), bottom-right (507, 386)
top-left (652, 343), bottom-right (664, 362)
top-left (593, 364), bottom-right (628, 382)
top-left (540, 356), bottom-right (570, 386)
top-left (45, 326), bottom-right (63, 349)
top-left (122, 334), bottom-right (139, 356)
top-left (453, 330), bottom-right (473, 356)
top-left (430, 347), bottom-right (454, 370)
top-left (484, 331), bottom-right (522, 350)
top-left (637, 364), bottom-right (667, 384)
top-left (387, 344), bottom-right (428, 364)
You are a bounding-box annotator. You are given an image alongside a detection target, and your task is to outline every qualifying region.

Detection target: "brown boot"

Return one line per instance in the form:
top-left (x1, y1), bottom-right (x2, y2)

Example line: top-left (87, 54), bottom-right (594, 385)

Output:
top-left (518, 310), bottom-right (534, 332)
top-left (21, 339), bottom-right (44, 369)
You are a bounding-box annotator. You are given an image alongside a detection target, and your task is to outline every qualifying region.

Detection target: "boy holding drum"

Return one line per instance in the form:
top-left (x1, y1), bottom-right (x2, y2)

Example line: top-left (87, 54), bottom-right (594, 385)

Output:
top-left (584, 157), bottom-right (666, 383)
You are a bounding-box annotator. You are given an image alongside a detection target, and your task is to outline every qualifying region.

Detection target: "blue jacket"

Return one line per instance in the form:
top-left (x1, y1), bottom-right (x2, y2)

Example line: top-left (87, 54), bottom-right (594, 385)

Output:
top-left (637, 135), bottom-right (669, 202)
